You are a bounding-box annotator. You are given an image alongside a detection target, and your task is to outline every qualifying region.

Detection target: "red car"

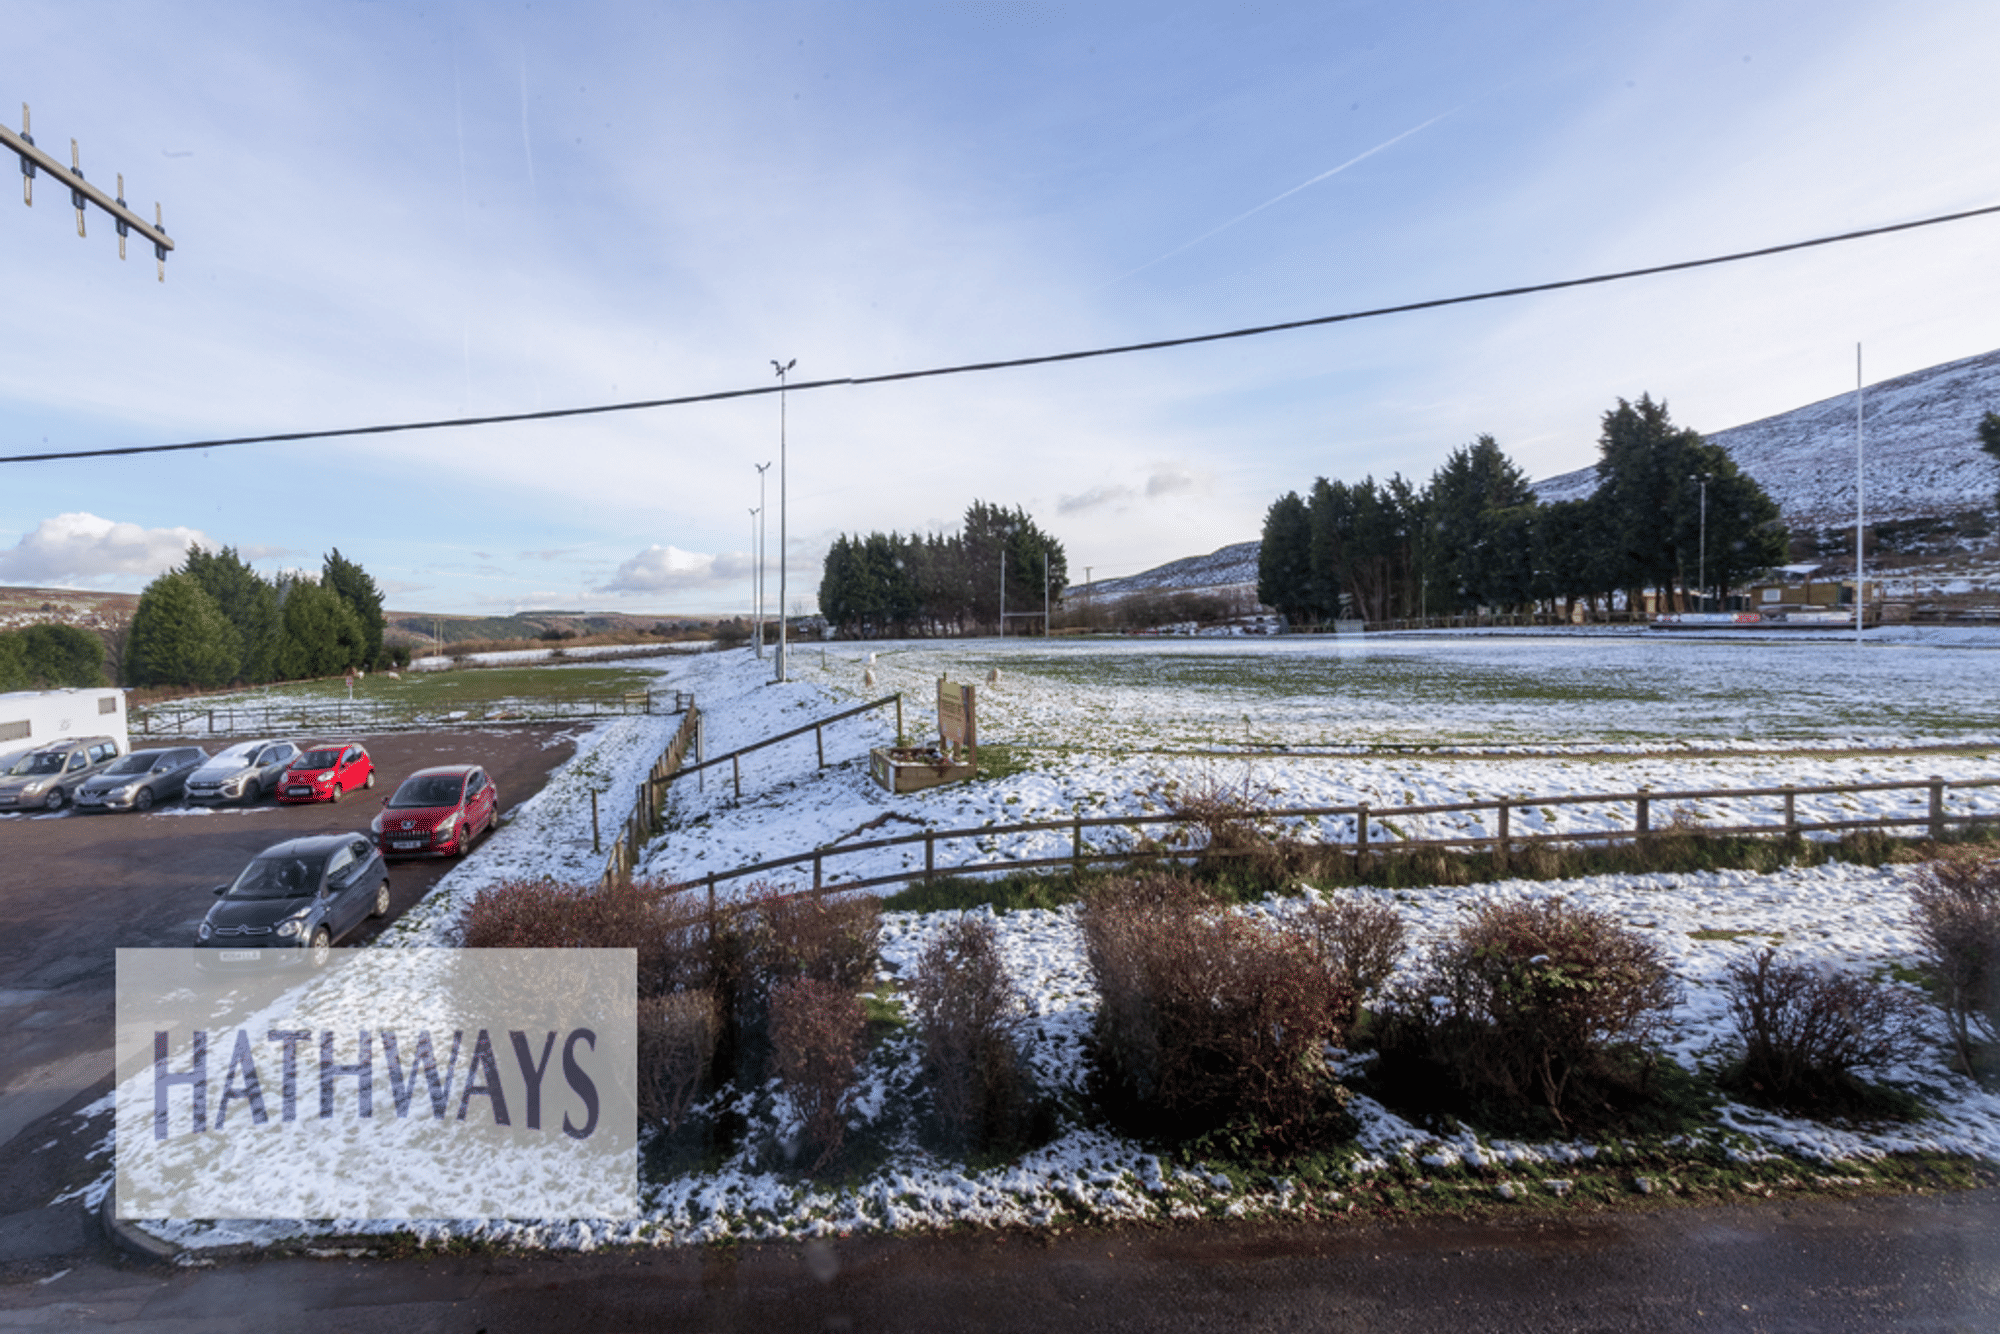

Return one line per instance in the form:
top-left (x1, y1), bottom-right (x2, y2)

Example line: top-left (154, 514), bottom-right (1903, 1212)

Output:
top-left (277, 742), bottom-right (375, 804)
top-left (370, 764), bottom-right (498, 857)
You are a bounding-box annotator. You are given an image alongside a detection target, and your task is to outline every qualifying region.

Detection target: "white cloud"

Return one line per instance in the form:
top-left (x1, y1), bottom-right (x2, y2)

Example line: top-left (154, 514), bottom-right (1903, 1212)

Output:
top-left (0, 512), bottom-right (209, 586)
top-left (596, 545), bottom-right (754, 594)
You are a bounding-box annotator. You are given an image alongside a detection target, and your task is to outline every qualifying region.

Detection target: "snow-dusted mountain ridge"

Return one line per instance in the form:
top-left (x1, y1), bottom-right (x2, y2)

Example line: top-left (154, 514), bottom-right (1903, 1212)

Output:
top-left (1534, 345), bottom-right (2000, 525)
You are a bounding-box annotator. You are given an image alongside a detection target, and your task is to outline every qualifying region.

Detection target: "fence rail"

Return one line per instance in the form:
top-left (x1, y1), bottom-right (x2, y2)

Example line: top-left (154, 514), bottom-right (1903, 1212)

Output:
top-left (134, 690), bottom-right (694, 739)
top-left (669, 694), bottom-right (904, 800)
top-left (602, 705), bottom-right (703, 887)
top-left (672, 773), bottom-right (2000, 901)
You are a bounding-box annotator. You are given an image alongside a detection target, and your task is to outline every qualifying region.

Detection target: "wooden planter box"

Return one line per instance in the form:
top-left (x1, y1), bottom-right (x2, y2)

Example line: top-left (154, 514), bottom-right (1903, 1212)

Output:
top-left (870, 746), bottom-right (974, 793)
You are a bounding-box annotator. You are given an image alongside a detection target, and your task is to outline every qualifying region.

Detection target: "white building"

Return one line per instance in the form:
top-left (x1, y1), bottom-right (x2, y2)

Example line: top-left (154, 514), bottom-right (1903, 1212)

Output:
top-left (0, 688), bottom-right (130, 754)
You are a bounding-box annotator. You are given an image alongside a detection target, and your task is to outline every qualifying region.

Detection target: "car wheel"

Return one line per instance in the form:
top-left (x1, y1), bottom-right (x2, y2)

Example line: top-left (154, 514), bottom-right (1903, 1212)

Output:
top-left (455, 824), bottom-right (473, 856)
top-left (134, 787), bottom-right (154, 812)
top-left (330, 780), bottom-right (342, 803)
top-left (371, 880), bottom-right (391, 918)
top-left (43, 787), bottom-right (65, 812)
top-left (365, 771), bottom-right (376, 789)
top-left (309, 927), bottom-right (332, 968)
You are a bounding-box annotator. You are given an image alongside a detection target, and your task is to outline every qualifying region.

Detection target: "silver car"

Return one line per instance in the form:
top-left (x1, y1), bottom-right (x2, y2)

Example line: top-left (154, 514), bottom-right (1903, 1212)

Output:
top-left (0, 735), bottom-right (124, 812)
top-left (184, 739), bottom-right (303, 806)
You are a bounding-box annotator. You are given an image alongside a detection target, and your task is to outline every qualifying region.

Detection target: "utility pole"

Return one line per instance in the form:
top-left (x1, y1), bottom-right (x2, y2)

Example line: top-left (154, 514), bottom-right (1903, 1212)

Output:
top-left (3, 104), bottom-right (175, 280)
top-left (1043, 549), bottom-right (1050, 637)
top-left (998, 548), bottom-right (1006, 639)
top-left (1856, 343), bottom-right (1866, 647)
top-left (771, 359), bottom-right (795, 682)
top-left (748, 506), bottom-right (761, 653)
top-left (1689, 471), bottom-right (1711, 610)
top-left (753, 461), bottom-right (771, 657)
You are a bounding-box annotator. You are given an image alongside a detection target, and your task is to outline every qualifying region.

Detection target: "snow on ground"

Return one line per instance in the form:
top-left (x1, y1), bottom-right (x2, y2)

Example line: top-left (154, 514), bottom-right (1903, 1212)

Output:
top-left (110, 631), bottom-right (2000, 1253)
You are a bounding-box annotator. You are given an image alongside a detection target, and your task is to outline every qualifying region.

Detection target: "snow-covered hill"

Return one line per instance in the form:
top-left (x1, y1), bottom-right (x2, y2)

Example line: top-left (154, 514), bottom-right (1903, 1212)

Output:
top-left (1067, 541), bottom-right (1259, 600)
top-left (1535, 346), bottom-right (2000, 526)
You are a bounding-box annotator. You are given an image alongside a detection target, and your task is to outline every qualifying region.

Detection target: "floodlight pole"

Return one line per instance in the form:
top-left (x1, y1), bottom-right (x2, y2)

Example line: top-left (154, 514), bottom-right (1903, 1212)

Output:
top-left (1689, 472), bottom-right (1711, 610)
top-left (753, 460), bottom-right (771, 657)
top-left (772, 359), bottom-right (794, 682)
top-left (748, 506), bottom-right (761, 654)
top-left (1856, 343), bottom-right (1865, 647)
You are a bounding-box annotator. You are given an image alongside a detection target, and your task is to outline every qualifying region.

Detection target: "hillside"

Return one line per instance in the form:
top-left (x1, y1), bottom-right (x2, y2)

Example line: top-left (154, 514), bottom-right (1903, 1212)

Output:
top-left (1066, 541), bottom-right (1259, 600)
top-left (1534, 345), bottom-right (2000, 526)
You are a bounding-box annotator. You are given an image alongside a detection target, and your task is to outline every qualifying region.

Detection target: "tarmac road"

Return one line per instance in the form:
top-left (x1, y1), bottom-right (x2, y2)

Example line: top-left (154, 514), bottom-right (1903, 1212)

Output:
top-left (0, 1189), bottom-right (1996, 1331)
top-left (0, 723), bottom-right (584, 1274)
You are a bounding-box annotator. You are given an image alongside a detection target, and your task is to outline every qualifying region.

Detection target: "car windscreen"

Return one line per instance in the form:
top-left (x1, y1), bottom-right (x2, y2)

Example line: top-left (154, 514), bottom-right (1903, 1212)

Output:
top-left (388, 775), bottom-right (463, 807)
top-left (225, 854), bottom-right (327, 900)
top-left (297, 749), bottom-right (343, 768)
top-left (211, 742), bottom-right (258, 762)
top-left (104, 755), bottom-right (154, 776)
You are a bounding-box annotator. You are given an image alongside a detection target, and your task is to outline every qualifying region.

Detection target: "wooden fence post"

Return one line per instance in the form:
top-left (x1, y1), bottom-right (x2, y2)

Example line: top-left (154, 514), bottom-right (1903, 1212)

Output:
top-left (1783, 785), bottom-right (1797, 839)
top-left (1930, 776), bottom-right (1947, 842)
top-left (732, 754), bottom-right (741, 801)
top-left (591, 790), bottom-right (601, 855)
top-left (925, 830), bottom-right (936, 886)
top-left (1495, 800), bottom-right (1510, 873)
top-left (816, 724), bottom-right (824, 769)
top-left (895, 693), bottom-right (904, 742)
top-left (1354, 802), bottom-right (1370, 875)
top-left (813, 850), bottom-right (823, 893)
top-left (1635, 788), bottom-right (1651, 839)
top-left (1072, 813), bottom-right (1083, 875)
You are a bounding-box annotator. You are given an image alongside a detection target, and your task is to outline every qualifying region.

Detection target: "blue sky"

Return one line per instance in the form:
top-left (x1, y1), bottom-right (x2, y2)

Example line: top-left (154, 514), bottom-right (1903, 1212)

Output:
top-left (4, 1), bottom-right (1997, 614)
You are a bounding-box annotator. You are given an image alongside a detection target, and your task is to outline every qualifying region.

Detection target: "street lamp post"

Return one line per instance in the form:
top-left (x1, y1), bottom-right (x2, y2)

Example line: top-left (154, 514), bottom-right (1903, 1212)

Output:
top-left (753, 460), bottom-right (771, 658)
top-left (771, 359), bottom-right (795, 683)
top-left (1689, 471), bottom-right (1711, 611)
top-left (748, 506), bottom-right (761, 654)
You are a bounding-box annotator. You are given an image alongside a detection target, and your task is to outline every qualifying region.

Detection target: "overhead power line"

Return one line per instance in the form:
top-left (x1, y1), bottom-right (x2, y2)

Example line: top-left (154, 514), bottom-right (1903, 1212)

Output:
top-left (5, 199), bottom-right (1997, 467)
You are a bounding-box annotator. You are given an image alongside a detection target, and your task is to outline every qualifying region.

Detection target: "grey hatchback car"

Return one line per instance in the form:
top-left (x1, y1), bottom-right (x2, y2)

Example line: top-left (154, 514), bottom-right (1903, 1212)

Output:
top-left (0, 736), bottom-right (124, 812)
top-left (73, 746), bottom-right (208, 812)
top-left (196, 834), bottom-right (392, 968)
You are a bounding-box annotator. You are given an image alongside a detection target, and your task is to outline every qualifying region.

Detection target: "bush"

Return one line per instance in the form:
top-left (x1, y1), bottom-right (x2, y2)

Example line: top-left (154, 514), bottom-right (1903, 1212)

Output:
top-left (1081, 874), bottom-right (1352, 1150)
top-left (1378, 896), bottom-right (1679, 1132)
top-left (1294, 894), bottom-right (1408, 1025)
top-left (1909, 847), bottom-right (2000, 1069)
top-left (637, 990), bottom-right (722, 1130)
top-left (745, 886), bottom-right (882, 992)
top-left (769, 977), bottom-right (866, 1172)
top-left (1721, 948), bottom-right (1929, 1114)
top-left (460, 879), bottom-right (708, 998)
top-left (911, 915), bottom-right (1035, 1155)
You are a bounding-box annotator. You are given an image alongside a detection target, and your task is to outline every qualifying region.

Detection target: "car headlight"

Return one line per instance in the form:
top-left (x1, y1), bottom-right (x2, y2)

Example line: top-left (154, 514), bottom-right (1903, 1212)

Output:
top-left (20, 781), bottom-right (44, 796)
top-left (116, 784), bottom-right (139, 800)
top-left (276, 918), bottom-right (304, 938)
top-left (222, 777), bottom-right (245, 794)
top-left (437, 812), bottom-right (459, 832)
top-left (197, 921), bottom-right (212, 941)
top-left (368, 813), bottom-right (382, 834)
top-left (318, 771), bottom-right (334, 782)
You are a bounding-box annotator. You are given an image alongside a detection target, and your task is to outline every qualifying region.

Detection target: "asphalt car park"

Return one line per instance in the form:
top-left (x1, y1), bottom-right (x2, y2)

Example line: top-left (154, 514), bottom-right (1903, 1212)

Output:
top-left (0, 722), bottom-right (584, 1266)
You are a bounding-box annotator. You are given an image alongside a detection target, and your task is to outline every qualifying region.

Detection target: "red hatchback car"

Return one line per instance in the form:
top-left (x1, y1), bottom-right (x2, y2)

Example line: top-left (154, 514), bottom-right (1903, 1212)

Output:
top-left (371, 764), bottom-right (498, 857)
top-left (277, 742), bottom-right (375, 804)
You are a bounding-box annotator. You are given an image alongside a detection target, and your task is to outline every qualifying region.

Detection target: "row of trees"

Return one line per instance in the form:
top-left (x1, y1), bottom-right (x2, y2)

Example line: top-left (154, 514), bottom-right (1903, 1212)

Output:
top-left (0, 623), bottom-right (106, 691)
top-left (818, 501), bottom-right (1069, 638)
top-left (1259, 396), bottom-right (1787, 624)
top-left (125, 546), bottom-right (390, 688)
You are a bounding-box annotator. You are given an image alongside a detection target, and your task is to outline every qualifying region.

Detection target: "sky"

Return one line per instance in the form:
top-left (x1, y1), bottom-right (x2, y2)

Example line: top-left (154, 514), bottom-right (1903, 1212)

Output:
top-left (3, 1), bottom-right (1998, 616)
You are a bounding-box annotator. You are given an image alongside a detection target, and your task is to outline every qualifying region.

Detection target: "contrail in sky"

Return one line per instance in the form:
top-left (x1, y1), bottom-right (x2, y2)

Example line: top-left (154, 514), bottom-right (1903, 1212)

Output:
top-left (1109, 110), bottom-right (1454, 287)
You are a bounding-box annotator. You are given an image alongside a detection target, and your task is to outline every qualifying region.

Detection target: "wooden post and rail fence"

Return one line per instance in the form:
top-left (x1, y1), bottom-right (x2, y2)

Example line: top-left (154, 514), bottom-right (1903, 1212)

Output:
top-left (598, 692), bottom-right (906, 886)
top-left (669, 772), bottom-right (2000, 906)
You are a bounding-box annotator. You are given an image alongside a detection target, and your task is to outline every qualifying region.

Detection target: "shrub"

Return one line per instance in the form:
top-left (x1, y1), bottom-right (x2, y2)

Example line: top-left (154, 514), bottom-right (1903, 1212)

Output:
top-left (911, 915), bottom-right (1035, 1155)
top-left (746, 886), bottom-right (882, 992)
top-left (1081, 874), bottom-right (1352, 1150)
top-left (1379, 896), bottom-right (1679, 1132)
top-left (1294, 894), bottom-right (1408, 1025)
top-left (637, 990), bottom-right (722, 1130)
top-left (1721, 948), bottom-right (1929, 1114)
top-left (460, 879), bottom-right (708, 998)
top-left (1909, 846), bottom-right (2000, 1069)
top-left (769, 977), bottom-right (866, 1172)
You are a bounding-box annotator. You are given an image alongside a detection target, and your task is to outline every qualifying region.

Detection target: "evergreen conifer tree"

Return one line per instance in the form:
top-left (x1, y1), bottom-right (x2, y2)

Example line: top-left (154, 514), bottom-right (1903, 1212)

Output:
top-left (127, 573), bottom-right (241, 687)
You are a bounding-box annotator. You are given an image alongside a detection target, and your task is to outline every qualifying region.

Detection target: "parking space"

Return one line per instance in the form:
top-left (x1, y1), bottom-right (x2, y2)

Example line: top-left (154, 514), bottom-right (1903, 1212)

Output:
top-left (0, 723), bottom-right (584, 1195)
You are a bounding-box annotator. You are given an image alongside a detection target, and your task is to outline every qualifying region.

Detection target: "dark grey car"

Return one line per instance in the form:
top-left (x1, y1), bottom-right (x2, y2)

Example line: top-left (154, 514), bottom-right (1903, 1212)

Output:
top-left (196, 834), bottom-right (392, 968)
top-left (0, 736), bottom-right (123, 812)
top-left (184, 738), bottom-right (301, 805)
top-left (73, 746), bottom-right (208, 812)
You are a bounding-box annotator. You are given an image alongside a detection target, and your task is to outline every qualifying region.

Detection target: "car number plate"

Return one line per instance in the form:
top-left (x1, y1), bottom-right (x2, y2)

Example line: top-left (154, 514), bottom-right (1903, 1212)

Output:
top-left (217, 950), bottom-right (262, 962)
top-left (392, 839), bottom-right (424, 850)
top-left (287, 786), bottom-right (312, 797)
